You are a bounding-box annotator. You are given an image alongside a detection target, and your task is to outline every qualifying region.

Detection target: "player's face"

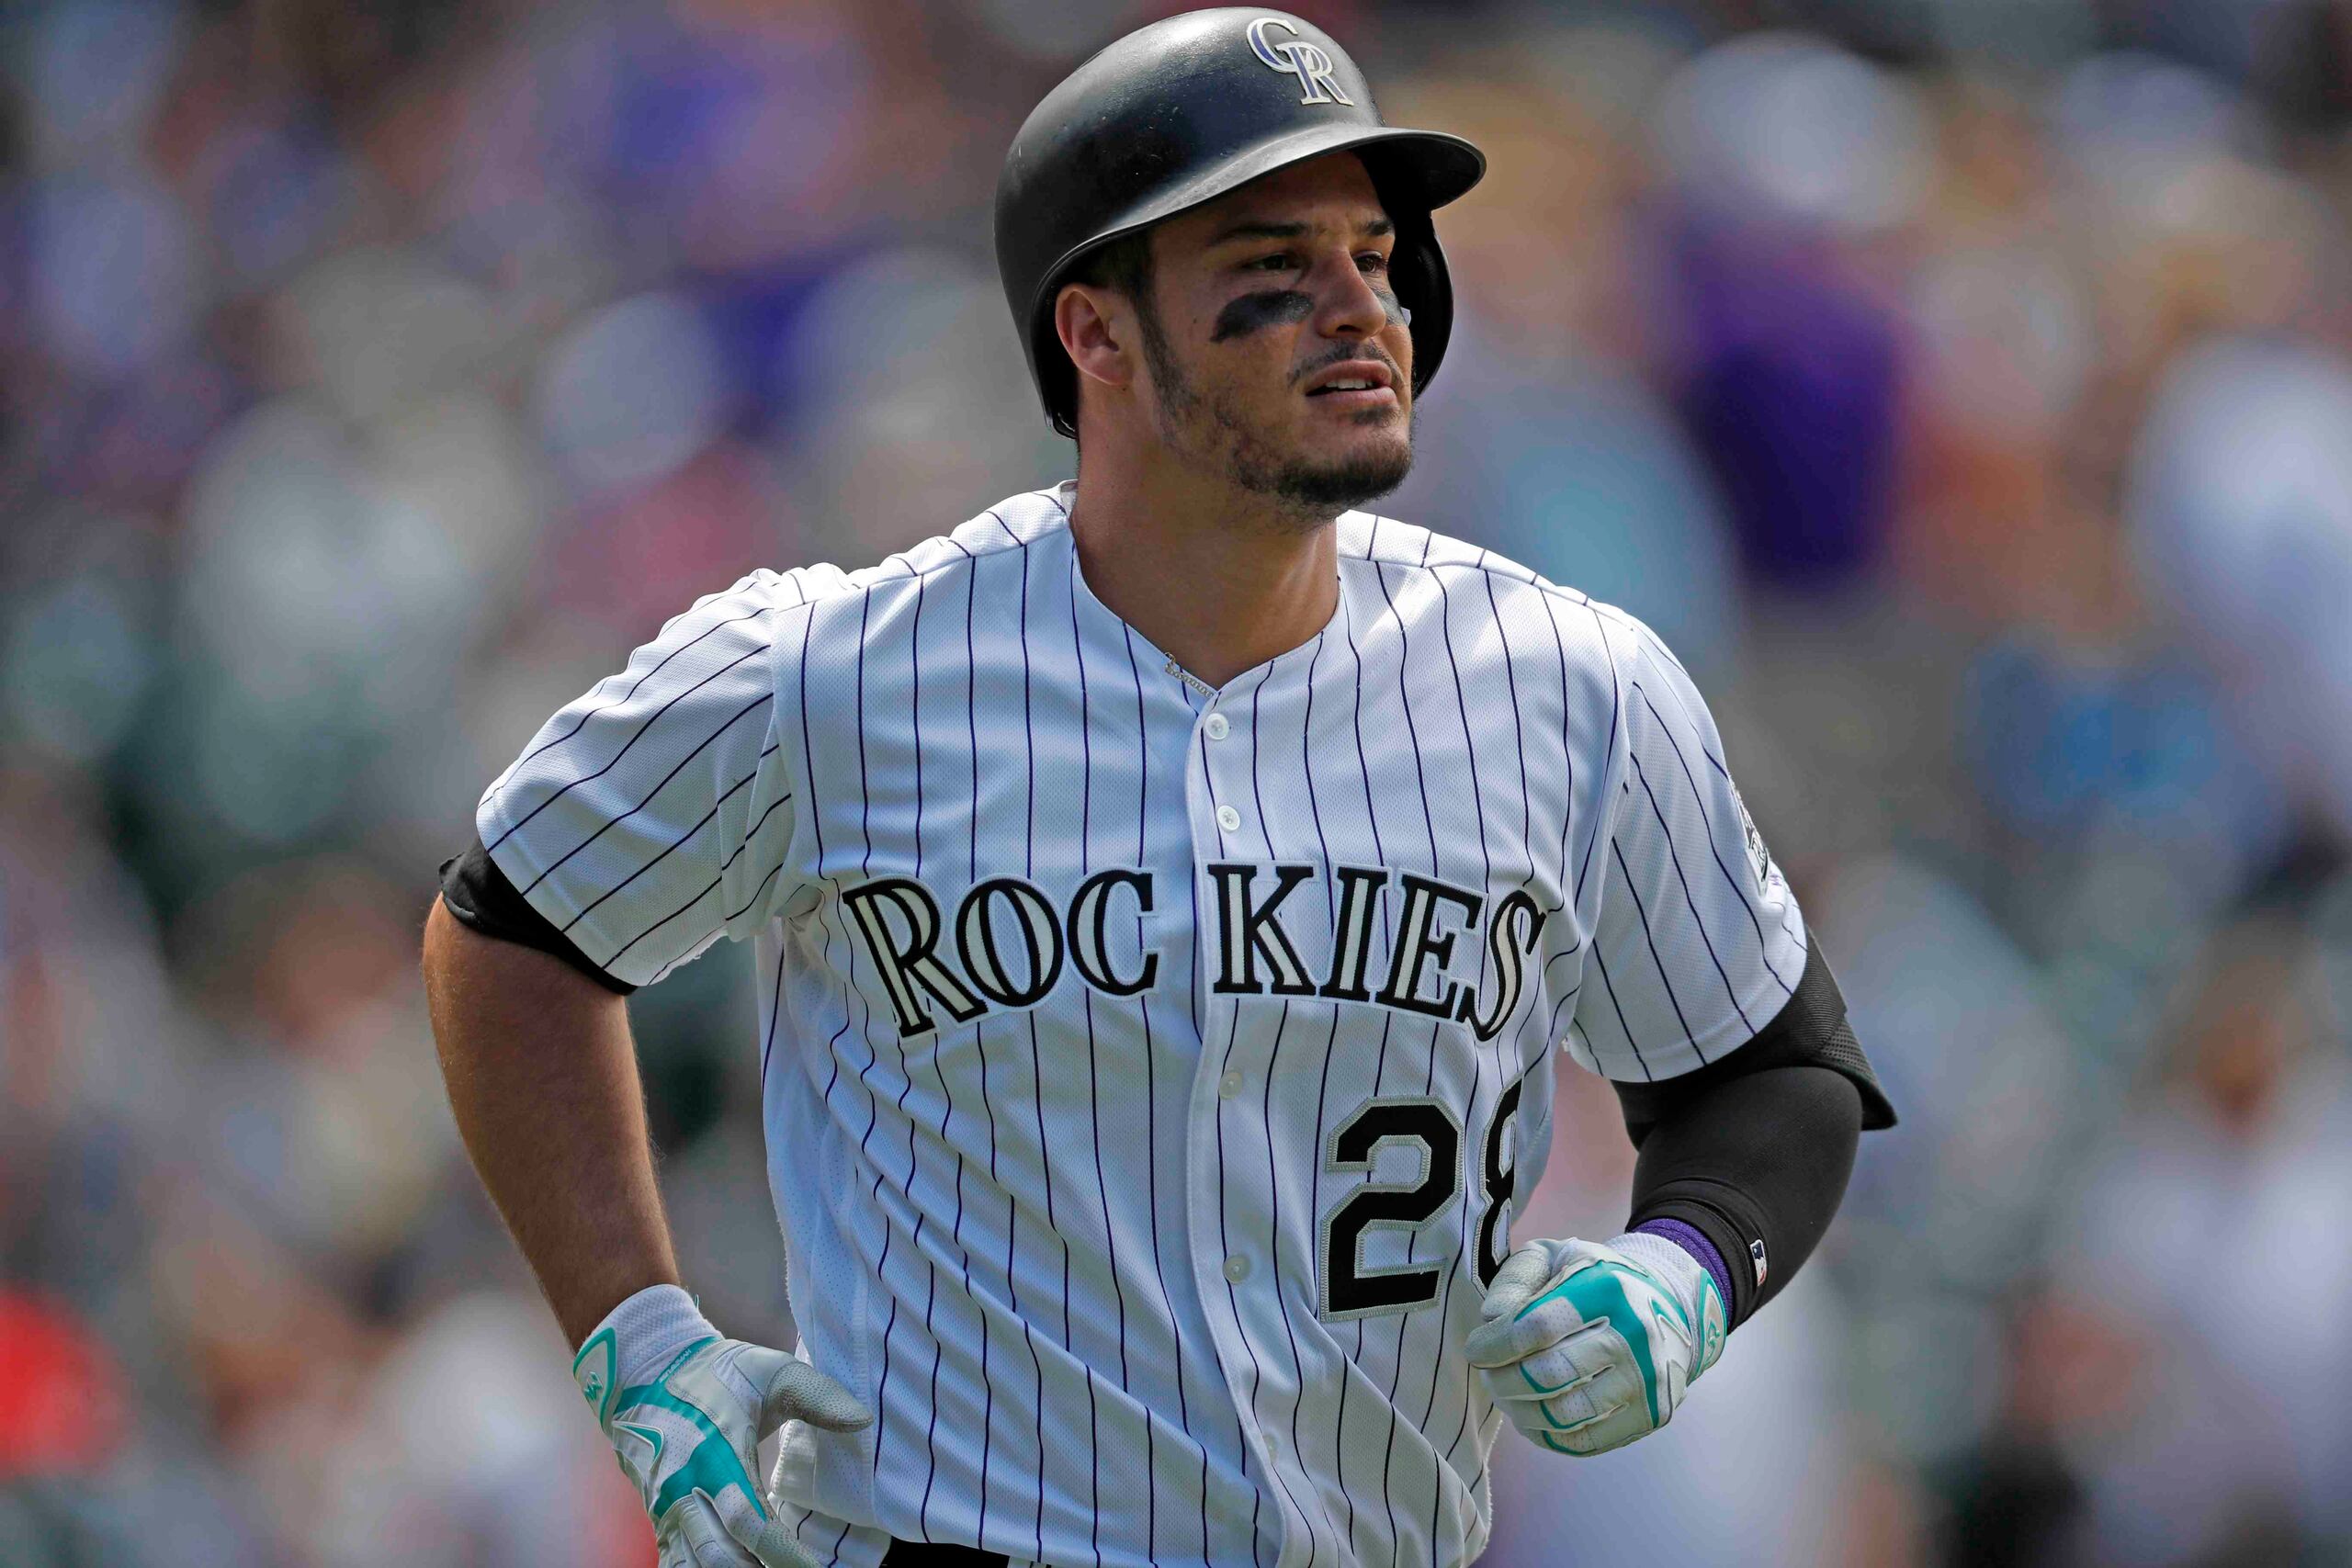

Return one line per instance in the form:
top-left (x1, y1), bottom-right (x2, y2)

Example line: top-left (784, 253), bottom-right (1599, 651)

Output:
top-left (1139, 154), bottom-right (1415, 517)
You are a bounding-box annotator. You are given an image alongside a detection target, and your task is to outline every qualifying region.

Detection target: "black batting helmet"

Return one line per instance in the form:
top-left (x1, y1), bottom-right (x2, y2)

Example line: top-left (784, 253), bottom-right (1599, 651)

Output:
top-left (995, 8), bottom-right (1486, 437)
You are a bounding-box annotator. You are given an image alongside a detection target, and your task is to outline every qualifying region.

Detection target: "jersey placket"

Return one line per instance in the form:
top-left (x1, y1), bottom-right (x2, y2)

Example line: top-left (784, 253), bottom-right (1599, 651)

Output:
top-left (1181, 671), bottom-right (1313, 1568)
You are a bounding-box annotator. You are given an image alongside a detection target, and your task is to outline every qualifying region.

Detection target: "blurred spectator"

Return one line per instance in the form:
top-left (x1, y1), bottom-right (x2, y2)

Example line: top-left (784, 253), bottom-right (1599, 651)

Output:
top-left (2126, 336), bottom-right (2352, 839)
top-left (1647, 35), bottom-right (1928, 592)
top-left (2047, 920), bottom-right (2352, 1563)
top-left (0, 1293), bottom-right (127, 1476)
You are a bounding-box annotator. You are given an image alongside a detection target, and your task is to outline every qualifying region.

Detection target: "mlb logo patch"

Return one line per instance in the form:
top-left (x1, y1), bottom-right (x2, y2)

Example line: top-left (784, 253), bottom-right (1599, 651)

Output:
top-left (1749, 1238), bottom-right (1770, 1287)
top-left (1731, 783), bottom-right (1773, 887)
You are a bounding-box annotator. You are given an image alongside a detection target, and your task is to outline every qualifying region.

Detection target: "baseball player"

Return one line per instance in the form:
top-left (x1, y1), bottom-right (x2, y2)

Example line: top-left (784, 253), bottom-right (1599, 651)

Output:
top-left (422, 10), bottom-right (1894, 1567)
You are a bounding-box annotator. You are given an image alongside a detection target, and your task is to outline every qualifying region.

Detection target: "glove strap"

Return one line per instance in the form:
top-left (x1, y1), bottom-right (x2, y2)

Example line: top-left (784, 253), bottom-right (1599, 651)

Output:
top-left (1632, 1217), bottom-right (1735, 1318)
top-left (571, 1282), bottom-right (717, 1427)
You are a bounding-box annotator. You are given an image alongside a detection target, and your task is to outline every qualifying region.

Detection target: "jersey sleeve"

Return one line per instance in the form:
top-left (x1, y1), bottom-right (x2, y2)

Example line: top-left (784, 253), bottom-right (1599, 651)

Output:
top-left (1566, 620), bottom-right (1809, 1082)
top-left (473, 570), bottom-right (816, 987)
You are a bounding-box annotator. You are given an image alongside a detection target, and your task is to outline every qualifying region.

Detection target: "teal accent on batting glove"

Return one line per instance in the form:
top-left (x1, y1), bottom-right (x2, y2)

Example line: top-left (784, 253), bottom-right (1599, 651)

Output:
top-left (573, 1285), bottom-right (870, 1568)
top-left (1464, 1235), bottom-right (1727, 1458)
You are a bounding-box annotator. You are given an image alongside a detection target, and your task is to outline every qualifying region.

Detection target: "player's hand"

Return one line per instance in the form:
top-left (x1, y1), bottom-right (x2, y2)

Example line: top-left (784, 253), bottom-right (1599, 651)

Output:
top-left (573, 1284), bottom-right (871, 1567)
top-left (1464, 1234), bottom-right (1725, 1457)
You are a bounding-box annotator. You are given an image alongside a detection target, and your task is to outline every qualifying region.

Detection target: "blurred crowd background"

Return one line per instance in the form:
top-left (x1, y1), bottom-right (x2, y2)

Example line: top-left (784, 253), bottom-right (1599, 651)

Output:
top-left (7, 0), bottom-right (2352, 1563)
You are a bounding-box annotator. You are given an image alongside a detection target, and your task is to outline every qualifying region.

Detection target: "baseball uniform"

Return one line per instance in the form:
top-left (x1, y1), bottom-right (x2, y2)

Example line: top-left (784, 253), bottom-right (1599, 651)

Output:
top-left (474, 483), bottom-right (1806, 1567)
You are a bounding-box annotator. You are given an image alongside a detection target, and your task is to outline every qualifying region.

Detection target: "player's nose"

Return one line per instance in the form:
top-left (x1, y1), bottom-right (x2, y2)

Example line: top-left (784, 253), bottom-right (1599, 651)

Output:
top-left (1311, 253), bottom-right (1392, 344)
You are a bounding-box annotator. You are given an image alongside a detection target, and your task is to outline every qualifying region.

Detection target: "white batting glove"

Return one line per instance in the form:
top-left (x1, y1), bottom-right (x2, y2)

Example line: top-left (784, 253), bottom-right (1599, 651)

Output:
top-left (573, 1284), bottom-right (870, 1567)
top-left (1464, 1234), bottom-right (1726, 1457)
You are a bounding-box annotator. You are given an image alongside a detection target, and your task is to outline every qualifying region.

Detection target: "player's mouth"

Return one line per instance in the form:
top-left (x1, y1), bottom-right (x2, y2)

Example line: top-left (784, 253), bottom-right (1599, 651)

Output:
top-left (1302, 359), bottom-right (1398, 412)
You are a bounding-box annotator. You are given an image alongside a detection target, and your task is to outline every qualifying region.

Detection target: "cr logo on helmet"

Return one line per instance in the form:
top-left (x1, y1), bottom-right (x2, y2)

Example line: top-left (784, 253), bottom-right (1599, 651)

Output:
top-left (1249, 17), bottom-right (1353, 107)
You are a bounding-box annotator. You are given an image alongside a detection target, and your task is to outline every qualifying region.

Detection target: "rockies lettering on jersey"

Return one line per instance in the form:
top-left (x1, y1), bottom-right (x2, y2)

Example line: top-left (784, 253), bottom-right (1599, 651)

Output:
top-left (846, 863), bottom-right (1537, 1034)
top-left (477, 483), bottom-right (1807, 1568)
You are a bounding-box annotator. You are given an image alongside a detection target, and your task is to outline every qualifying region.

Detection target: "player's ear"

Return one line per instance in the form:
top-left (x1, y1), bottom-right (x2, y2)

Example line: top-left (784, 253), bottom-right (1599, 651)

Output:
top-left (1054, 281), bottom-right (1136, 400)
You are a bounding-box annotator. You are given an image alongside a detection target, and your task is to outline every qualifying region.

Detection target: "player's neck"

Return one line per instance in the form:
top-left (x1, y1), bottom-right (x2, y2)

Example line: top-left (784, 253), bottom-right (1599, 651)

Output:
top-left (1066, 462), bottom-right (1340, 692)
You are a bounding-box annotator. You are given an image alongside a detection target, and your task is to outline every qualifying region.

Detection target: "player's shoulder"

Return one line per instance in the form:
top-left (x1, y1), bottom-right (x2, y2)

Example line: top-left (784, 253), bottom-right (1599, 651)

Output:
top-left (1336, 509), bottom-right (1581, 611)
top-left (862, 484), bottom-right (1073, 589)
top-left (725, 486), bottom-right (1074, 652)
top-left (1337, 509), bottom-right (1509, 578)
top-left (775, 486), bottom-right (1073, 607)
top-left (1336, 509), bottom-right (1680, 665)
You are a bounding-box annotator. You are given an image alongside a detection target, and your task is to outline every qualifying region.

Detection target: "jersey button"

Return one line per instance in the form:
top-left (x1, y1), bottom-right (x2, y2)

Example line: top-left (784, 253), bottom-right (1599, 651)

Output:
top-left (1218, 1070), bottom-right (1244, 1099)
top-left (1204, 712), bottom-right (1230, 740)
top-left (1223, 1254), bottom-right (1251, 1283)
top-left (1216, 804), bottom-right (1241, 833)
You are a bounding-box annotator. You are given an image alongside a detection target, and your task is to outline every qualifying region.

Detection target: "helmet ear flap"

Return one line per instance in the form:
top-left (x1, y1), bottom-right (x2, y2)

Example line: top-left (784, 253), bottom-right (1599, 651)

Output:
top-left (1381, 204), bottom-right (1454, 399)
top-left (1039, 311), bottom-right (1080, 439)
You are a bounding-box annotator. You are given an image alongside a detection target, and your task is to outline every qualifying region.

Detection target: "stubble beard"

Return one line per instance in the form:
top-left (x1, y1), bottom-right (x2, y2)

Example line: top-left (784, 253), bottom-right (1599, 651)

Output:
top-left (1137, 300), bottom-right (1412, 527)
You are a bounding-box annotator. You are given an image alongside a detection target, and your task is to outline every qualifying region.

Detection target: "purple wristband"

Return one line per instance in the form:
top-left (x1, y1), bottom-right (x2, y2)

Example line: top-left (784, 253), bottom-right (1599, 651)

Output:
top-left (1635, 1218), bottom-right (1735, 1315)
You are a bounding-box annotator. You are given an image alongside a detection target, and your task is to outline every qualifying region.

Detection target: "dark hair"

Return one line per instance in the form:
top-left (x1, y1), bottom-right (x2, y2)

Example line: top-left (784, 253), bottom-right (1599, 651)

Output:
top-left (1066, 229), bottom-right (1155, 307)
top-left (1053, 231), bottom-right (1158, 439)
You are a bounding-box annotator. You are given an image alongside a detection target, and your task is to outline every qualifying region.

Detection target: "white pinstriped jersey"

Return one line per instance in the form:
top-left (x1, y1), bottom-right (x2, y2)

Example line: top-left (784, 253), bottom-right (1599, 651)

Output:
top-left (478, 482), bottom-right (1807, 1568)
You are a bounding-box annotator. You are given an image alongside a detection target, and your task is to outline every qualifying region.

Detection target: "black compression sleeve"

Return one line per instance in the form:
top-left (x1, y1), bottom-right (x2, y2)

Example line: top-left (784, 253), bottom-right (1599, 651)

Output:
top-left (1615, 942), bottom-right (1888, 1325)
top-left (437, 836), bottom-right (637, 996)
top-left (1624, 1064), bottom-right (1860, 1327)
